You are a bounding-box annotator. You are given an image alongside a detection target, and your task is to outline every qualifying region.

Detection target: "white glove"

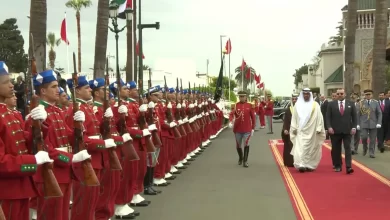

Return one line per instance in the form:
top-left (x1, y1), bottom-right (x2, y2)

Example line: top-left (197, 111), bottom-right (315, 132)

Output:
top-left (169, 122), bottom-right (176, 128)
top-left (211, 100), bottom-right (215, 104)
top-left (139, 104), bottom-right (147, 112)
top-left (25, 113), bottom-right (31, 120)
top-left (34, 151), bottom-right (53, 165)
top-left (189, 104), bottom-right (194, 108)
top-left (205, 102), bottom-right (208, 105)
top-left (376, 124), bottom-right (381, 128)
top-left (208, 98), bottom-right (212, 101)
top-left (194, 103), bottom-right (198, 107)
top-left (104, 139), bottom-right (116, 148)
top-left (178, 120), bottom-right (184, 125)
top-left (122, 133), bottom-right (132, 142)
top-left (206, 112), bottom-right (209, 116)
top-left (183, 117), bottom-right (189, 123)
top-left (93, 106), bottom-right (98, 114)
top-left (199, 104), bottom-right (203, 108)
top-left (148, 124), bottom-right (157, 131)
top-left (356, 125), bottom-right (360, 130)
top-left (118, 105), bottom-right (128, 114)
top-left (197, 114), bottom-right (202, 119)
top-left (148, 101), bottom-right (155, 109)
top-left (202, 112), bottom-right (205, 116)
top-left (182, 103), bottom-right (186, 108)
top-left (72, 150), bottom-right (91, 163)
top-left (251, 130), bottom-right (254, 136)
top-left (189, 117), bottom-right (194, 123)
top-left (228, 122), bottom-right (233, 128)
top-left (73, 110), bottom-right (85, 122)
top-left (142, 128), bottom-right (151, 136)
top-left (31, 105), bottom-right (47, 121)
top-left (167, 102), bottom-right (172, 109)
top-left (104, 107), bottom-right (113, 118)
top-left (177, 103), bottom-right (182, 109)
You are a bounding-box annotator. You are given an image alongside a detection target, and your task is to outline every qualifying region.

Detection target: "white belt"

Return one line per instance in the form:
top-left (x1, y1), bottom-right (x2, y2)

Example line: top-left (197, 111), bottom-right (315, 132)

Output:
top-left (130, 126), bottom-right (139, 129)
top-left (57, 147), bottom-right (69, 153)
top-left (88, 135), bottom-right (101, 139)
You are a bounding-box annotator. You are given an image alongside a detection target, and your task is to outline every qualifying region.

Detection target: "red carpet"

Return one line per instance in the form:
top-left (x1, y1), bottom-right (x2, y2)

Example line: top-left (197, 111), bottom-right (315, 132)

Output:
top-left (269, 139), bottom-right (390, 220)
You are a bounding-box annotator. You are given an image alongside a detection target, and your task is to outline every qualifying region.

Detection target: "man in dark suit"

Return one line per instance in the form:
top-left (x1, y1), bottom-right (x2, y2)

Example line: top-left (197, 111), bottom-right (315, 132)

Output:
top-left (319, 95), bottom-right (329, 139)
top-left (377, 92), bottom-right (388, 153)
top-left (326, 88), bottom-right (357, 174)
top-left (313, 92), bottom-right (320, 104)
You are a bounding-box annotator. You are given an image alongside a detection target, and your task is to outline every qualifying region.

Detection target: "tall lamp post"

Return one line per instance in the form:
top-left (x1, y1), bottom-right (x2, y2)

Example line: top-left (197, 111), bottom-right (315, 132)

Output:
top-left (138, 0), bottom-right (160, 93)
top-left (108, 2), bottom-right (133, 84)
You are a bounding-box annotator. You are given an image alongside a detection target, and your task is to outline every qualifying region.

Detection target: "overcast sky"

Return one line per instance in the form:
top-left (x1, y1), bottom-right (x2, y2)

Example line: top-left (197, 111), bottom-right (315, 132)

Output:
top-left (2, 0), bottom-right (346, 96)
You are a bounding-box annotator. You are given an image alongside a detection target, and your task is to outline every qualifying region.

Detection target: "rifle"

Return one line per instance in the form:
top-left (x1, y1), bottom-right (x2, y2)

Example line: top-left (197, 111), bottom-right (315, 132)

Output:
top-left (137, 78), bottom-right (156, 153)
top-left (187, 82), bottom-right (198, 131)
top-left (71, 52), bottom-right (100, 186)
top-left (203, 85), bottom-right (212, 123)
top-left (115, 62), bottom-right (139, 161)
top-left (102, 58), bottom-right (122, 170)
top-left (29, 34), bottom-right (63, 198)
top-left (164, 76), bottom-right (181, 138)
top-left (175, 78), bottom-right (186, 136)
top-left (147, 69), bottom-right (162, 147)
top-left (0, 205), bottom-right (5, 220)
top-left (180, 79), bottom-right (192, 133)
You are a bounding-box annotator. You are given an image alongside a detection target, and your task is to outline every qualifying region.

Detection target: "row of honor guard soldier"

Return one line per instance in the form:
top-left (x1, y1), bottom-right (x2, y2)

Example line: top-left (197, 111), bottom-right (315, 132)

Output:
top-left (0, 60), bottom-right (226, 220)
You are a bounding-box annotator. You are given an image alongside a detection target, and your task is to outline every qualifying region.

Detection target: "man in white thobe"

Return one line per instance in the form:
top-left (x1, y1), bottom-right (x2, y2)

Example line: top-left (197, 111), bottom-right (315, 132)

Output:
top-left (290, 88), bottom-right (326, 172)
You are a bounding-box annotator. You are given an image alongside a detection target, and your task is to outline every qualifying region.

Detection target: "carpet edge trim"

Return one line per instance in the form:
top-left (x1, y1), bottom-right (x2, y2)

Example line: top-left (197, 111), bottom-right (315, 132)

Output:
top-left (269, 139), bottom-right (314, 220)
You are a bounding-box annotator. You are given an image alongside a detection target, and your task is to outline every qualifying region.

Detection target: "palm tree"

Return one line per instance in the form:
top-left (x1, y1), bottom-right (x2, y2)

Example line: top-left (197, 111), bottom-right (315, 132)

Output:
top-left (93, 0), bottom-right (109, 78)
top-left (344, 0), bottom-right (358, 98)
top-left (328, 21), bottom-right (343, 46)
top-left (126, 18), bottom-right (134, 81)
top-left (234, 65), bottom-right (256, 91)
top-left (372, 0), bottom-right (388, 96)
top-left (29, 0), bottom-right (47, 73)
top-left (143, 65), bottom-right (149, 70)
top-left (65, 0), bottom-right (93, 73)
top-left (46, 32), bottom-right (61, 69)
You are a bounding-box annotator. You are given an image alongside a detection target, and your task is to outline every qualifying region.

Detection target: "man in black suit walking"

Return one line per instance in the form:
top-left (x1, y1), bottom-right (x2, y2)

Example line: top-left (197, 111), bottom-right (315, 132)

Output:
top-left (319, 95), bottom-right (329, 139)
top-left (326, 88), bottom-right (357, 174)
top-left (377, 92), bottom-right (389, 152)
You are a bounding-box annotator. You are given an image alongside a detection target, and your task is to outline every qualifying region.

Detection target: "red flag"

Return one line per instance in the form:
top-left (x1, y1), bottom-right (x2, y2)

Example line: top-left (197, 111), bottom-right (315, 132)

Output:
top-left (60, 18), bottom-right (69, 45)
top-left (135, 41), bottom-right (145, 59)
top-left (254, 74), bottom-right (261, 84)
top-left (127, 0), bottom-right (133, 8)
top-left (245, 68), bottom-right (251, 80)
top-left (240, 59), bottom-right (246, 72)
top-left (224, 39), bottom-right (232, 54)
top-left (257, 82), bottom-right (264, 89)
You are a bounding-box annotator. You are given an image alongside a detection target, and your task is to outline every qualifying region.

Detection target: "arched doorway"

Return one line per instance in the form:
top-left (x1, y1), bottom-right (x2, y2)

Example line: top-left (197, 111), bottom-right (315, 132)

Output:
top-left (362, 41), bottom-right (390, 90)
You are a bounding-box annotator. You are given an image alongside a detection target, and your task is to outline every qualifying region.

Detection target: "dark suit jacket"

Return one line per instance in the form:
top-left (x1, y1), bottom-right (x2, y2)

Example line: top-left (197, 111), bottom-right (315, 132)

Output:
top-left (320, 100), bottom-right (329, 129)
top-left (326, 99), bottom-right (357, 134)
top-left (382, 99), bottom-right (390, 123)
top-left (281, 104), bottom-right (292, 141)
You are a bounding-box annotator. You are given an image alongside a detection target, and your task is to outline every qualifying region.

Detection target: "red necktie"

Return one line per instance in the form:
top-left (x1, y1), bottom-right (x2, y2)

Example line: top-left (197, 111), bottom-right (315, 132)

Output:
top-left (381, 101), bottom-right (384, 111)
top-left (340, 101), bottom-right (344, 115)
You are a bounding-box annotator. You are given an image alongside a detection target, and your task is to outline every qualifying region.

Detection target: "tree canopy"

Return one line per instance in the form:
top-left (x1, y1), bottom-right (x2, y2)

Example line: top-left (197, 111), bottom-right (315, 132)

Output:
top-left (328, 21), bottom-right (343, 46)
top-left (209, 76), bottom-right (237, 90)
top-left (293, 64), bottom-right (308, 87)
top-left (0, 18), bottom-right (28, 73)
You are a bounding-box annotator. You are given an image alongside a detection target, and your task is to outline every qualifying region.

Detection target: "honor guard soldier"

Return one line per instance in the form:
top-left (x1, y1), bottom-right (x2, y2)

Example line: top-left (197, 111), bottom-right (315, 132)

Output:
top-left (89, 78), bottom-right (133, 220)
top-left (110, 80), bottom-right (140, 218)
top-left (26, 70), bottom-right (91, 220)
top-left (229, 91), bottom-right (255, 167)
top-left (0, 61), bottom-right (54, 220)
top-left (5, 91), bottom-right (24, 124)
top-left (65, 76), bottom-right (117, 220)
top-left (259, 96), bottom-right (266, 128)
top-left (264, 94), bottom-right (274, 134)
top-left (57, 87), bottom-right (70, 112)
top-left (144, 86), bottom-right (163, 194)
top-left (124, 81), bottom-right (152, 206)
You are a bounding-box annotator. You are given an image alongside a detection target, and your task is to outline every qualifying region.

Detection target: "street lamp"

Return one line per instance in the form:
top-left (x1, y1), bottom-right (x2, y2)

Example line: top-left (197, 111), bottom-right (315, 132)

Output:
top-left (108, 2), bottom-right (133, 87)
top-left (137, 0), bottom-right (160, 92)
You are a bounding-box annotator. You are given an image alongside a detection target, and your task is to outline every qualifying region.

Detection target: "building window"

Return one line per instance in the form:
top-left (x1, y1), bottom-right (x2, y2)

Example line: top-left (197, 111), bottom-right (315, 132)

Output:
top-left (327, 88), bottom-right (337, 97)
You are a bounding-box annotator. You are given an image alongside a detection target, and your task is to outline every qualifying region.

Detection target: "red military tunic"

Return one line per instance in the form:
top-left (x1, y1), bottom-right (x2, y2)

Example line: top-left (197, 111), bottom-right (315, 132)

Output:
top-left (229, 102), bottom-right (256, 133)
top-left (25, 100), bottom-right (75, 220)
top-left (0, 103), bottom-right (39, 220)
top-left (154, 100), bottom-right (171, 178)
top-left (259, 101), bottom-right (266, 126)
top-left (264, 99), bottom-right (274, 116)
top-left (65, 98), bottom-right (106, 220)
top-left (93, 101), bottom-right (122, 220)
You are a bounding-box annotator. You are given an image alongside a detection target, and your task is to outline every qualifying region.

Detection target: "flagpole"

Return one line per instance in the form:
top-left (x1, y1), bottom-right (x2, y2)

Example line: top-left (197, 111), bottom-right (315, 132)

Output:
top-left (228, 51), bottom-right (231, 102)
top-left (65, 12), bottom-right (70, 75)
top-left (241, 56), bottom-right (244, 91)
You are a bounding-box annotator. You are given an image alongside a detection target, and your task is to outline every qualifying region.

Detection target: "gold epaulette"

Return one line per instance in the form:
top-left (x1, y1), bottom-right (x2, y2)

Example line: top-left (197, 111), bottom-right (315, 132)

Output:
top-left (251, 102), bottom-right (255, 108)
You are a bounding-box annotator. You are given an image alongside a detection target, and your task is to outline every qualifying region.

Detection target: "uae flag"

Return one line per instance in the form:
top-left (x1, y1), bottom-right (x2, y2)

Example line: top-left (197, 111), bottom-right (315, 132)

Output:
top-left (117, 0), bottom-right (132, 19)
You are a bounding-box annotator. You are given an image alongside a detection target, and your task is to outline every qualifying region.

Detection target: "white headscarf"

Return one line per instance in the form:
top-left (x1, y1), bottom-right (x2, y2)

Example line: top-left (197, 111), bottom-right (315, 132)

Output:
top-left (295, 89), bottom-right (314, 128)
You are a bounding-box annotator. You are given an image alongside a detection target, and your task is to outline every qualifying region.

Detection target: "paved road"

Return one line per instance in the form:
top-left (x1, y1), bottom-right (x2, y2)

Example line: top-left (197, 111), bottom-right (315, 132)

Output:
top-left (116, 121), bottom-right (297, 220)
